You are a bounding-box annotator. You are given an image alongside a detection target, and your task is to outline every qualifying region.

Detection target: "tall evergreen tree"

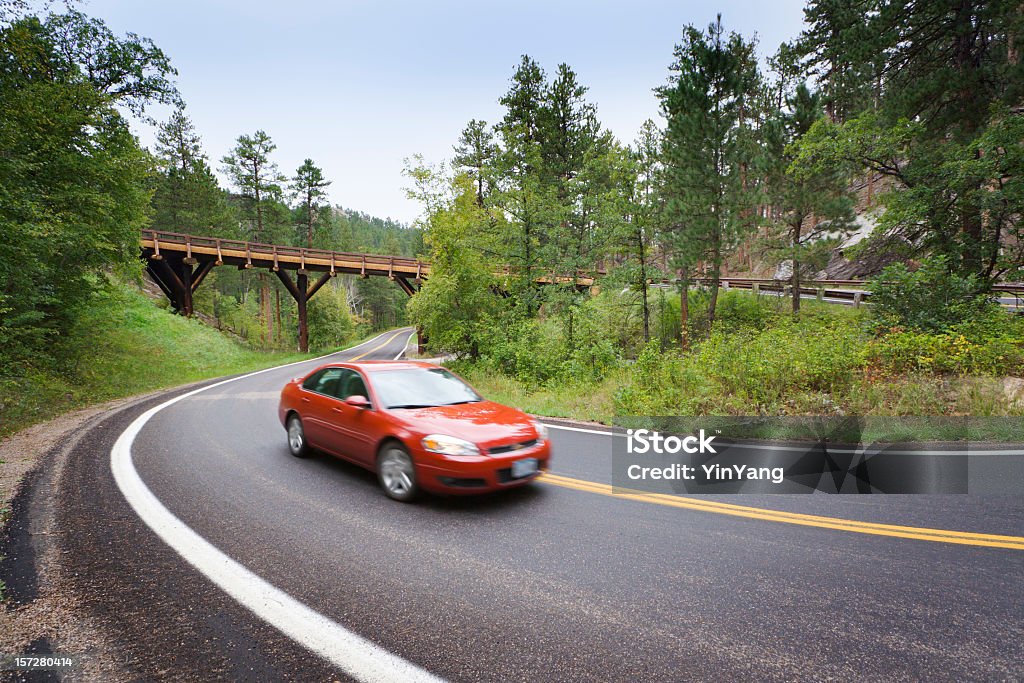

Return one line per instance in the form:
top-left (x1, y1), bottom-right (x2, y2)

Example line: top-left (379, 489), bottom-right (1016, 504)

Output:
top-left (795, 0), bottom-right (1024, 282)
top-left (220, 130), bottom-right (285, 242)
top-left (495, 56), bottom-right (556, 299)
top-left (289, 158), bottom-right (331, 248)
top-left (657, 15), bottom-right (761, 329)
top-left (151, 107), bottom-right (229, 235)
top-left (220, 130), bottom-right (286, 341)
top-left (763, 83), bottom-right (856, 312)
top-left (452, 119), bottom-right (497, 206)
top-left (630, 119), bottom-right (664, 343)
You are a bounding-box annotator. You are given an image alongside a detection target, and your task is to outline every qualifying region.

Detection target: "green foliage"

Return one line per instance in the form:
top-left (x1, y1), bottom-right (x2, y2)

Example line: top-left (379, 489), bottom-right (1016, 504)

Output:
top-left (220, 130), bottom-right (287, 241)
top-left (868, 256), bottom-right (991, 332)
top-left (795, 1), bottom-right (1024, 281)
top-left (656, 15), bottom-right (761, 322)
top-left (864, 310), bottom-right (1024, 376)
top-left (306, 282), bottom-right (355, 351)
top-left (290, 158), bottom-right (331, 248)
top-left (405, 172), bottom-right (502, 358)
top-left (616, 317), bottom-right (865, 415)
top-left (0, 280), bottom-right (310, 437)
top-left (151, 106), bottom-right (232, 235)
top-left (0, 11), bottom-right (164, 378)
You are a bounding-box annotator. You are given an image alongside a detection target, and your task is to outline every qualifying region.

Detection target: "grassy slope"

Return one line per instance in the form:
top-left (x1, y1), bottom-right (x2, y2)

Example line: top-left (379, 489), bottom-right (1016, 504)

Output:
top-left (0, 282), bottom-right (313, 438)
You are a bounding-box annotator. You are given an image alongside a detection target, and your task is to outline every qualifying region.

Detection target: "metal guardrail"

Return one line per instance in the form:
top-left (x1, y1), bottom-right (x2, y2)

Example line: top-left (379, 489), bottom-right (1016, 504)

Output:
top-left (650, 276), bottom-right (1024, 309)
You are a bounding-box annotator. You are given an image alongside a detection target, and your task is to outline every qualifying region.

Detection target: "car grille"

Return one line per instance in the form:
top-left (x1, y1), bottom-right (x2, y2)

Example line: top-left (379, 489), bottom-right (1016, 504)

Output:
top-left (438, 476), bottom-right (487, 488)
top-left (487, 438), bottom-right (538, 455)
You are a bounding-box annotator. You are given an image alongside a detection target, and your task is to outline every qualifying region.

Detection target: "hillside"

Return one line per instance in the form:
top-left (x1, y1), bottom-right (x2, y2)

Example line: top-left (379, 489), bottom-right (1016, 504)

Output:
top-left (0, 279), bottom-right (312, 439)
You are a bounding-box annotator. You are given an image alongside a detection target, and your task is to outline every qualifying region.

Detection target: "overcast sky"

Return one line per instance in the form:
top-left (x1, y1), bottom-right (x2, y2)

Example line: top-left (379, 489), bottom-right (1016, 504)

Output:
top-left (79, 0), bottom-right (809, 224)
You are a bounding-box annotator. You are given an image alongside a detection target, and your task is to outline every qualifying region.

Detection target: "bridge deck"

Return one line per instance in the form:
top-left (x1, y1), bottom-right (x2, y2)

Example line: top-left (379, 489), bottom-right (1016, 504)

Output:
top-left (141, 230), bottom-right (430, 280)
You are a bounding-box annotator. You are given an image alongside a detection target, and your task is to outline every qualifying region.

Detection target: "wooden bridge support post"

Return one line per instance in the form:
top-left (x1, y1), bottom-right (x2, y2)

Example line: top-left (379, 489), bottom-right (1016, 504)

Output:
top-left (297, 272), bottom-right (308, 353)
top-left (148, 256), bottom-right (194, 316)
top-left (417, 326), bottom-right (428, 356)
top-left (275, 270), bottom-right (333, 353)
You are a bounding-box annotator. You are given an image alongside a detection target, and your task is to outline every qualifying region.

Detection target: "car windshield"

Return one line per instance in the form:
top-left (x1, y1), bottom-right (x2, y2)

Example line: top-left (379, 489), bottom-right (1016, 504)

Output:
top-left (371, 367), bottom-right (482, 409)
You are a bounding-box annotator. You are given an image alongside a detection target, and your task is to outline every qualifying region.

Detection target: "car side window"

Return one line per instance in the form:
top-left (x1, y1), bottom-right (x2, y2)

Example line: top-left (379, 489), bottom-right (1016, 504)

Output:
top-left (302, 368), bottom-right (344, 396)
top-left (301, 369), bottom-right (326, 391)
top-left (335, 368), bottom-right (370, 403)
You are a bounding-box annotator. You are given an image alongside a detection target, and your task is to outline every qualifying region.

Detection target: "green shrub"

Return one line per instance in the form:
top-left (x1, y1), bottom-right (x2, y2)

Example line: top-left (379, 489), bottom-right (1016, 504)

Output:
top-left (695, 318), bottom-right (865, 406)
top-left (864, 309), bottom-right (1024, 375)
top-left (868, 256), bottom-right (993, 332)
top-left (615, 317), bottom-right (866, 415)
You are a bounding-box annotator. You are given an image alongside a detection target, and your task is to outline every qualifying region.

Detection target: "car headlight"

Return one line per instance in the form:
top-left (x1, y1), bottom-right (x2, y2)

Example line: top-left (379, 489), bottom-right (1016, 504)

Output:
top-left (532, 420), bottom-right (548, 442)
top-left (421, 434), bottom-right (480, 457)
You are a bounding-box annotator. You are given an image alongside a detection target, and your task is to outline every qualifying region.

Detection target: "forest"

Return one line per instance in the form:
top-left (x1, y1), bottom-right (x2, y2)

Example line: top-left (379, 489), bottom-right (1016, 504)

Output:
top-left (1, 0), bottom-right (1023, 429)
top-left (404, 2), bottom-right (1024, 418)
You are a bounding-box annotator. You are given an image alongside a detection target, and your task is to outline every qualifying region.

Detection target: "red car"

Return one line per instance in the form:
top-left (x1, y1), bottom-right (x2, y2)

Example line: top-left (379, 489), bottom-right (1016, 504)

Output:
top-left (278, 361), bottom-right (551, 501)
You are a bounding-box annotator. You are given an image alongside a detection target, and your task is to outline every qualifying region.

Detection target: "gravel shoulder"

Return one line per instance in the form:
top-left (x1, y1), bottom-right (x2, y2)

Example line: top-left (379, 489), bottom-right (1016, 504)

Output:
top-left (0, 390), bottom-right (183, 681)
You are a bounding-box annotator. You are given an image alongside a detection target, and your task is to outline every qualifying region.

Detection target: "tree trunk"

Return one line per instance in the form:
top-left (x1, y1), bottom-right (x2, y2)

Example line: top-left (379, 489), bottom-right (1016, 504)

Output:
top-left (275, 287), bottom-right (282, 345)
top-left (792, 220), bottom-right (802, 314)
top-left (637, 224), bottom-right (650, 343)
top-left (707, 228), bottom-right (721, 326)
top-left (680, 274), bottom-right (690, 353)
top-left (306, 192), bottom-right (314, 248)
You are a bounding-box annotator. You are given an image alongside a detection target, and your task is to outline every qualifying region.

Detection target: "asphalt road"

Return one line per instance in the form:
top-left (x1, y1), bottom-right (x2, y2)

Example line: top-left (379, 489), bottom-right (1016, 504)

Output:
top-left (46, 328), bottom-right (1024, 681)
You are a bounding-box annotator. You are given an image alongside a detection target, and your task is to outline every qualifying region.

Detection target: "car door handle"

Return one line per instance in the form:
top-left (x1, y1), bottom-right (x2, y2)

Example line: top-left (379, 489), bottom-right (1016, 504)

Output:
top-left (331, 407), bottom-right (344, 413)
top-left (301, 397), bottom-right (311, 403)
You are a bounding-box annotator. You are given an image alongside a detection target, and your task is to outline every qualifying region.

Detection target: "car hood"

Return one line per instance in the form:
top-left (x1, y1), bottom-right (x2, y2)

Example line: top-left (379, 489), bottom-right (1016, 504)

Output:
top-left (390, 401), bottom-right (537, 447)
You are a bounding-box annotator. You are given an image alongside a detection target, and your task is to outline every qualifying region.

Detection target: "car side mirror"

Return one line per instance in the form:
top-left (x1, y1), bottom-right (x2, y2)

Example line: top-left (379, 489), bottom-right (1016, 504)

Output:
top-left (344, 395), bottom-right (370, 409)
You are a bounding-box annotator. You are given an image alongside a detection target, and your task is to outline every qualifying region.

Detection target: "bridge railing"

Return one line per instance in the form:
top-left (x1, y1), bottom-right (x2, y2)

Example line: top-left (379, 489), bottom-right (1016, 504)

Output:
top-left (141, 229), bottom-right (430, 278)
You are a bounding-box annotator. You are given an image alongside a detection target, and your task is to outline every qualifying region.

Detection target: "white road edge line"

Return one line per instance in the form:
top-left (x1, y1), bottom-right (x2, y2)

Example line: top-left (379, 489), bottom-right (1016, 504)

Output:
top-left (110, 329), bottom-right (445, 683)
top-left (394, 330), bottom-right (416, 360)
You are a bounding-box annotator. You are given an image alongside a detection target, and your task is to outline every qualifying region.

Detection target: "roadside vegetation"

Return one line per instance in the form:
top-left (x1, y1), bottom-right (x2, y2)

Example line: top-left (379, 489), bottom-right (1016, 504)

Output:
top-left (452, 276), bottom-right (1024, 423)
top-left (0, 278), bottom-right (319, 438)
top-left (0, 4), bottom-right (415, 437)
top-left (405, 3), bottom-right (1023, 424)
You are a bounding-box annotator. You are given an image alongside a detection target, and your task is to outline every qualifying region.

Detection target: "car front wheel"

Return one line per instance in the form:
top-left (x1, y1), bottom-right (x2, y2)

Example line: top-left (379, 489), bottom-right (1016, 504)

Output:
top-left (378, 443), bottom-right (418, 502)
top-left (287, 415), bottom-right (311, 458)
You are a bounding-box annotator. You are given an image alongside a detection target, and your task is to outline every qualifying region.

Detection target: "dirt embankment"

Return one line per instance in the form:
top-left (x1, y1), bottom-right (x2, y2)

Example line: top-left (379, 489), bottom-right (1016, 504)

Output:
top-left (0, 393), bottom-right (164, 681)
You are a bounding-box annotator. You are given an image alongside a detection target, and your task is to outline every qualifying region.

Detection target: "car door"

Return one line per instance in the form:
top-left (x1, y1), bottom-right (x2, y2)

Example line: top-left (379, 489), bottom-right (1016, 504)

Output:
top-left (299, 367), bottom-right (346, 451)
top-left (320, 368), bottom-right (378, 466)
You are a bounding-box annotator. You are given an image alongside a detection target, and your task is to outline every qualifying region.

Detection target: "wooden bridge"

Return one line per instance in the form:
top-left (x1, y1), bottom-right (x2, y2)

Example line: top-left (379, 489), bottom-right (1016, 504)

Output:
top-left (140, 230), bottom-right (605, 352)
top-left (141, 230), bottom-right (436, 351)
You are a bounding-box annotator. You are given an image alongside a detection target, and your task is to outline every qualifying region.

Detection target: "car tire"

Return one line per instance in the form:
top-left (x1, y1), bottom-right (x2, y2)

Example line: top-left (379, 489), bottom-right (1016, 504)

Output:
top-left (286, 414), bottom-right (311, 458)
top-left (377, 443), bottom-right (418, 502)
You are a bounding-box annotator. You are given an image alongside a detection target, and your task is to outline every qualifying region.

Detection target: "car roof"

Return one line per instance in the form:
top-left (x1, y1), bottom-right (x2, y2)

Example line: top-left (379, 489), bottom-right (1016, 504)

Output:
top-left (323, 360), bottom-right (441, 373)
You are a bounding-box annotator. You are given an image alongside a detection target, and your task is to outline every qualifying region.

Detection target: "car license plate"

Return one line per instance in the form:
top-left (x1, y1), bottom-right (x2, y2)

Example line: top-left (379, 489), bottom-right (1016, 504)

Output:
top-left (511, 458), bottom-right (538, 479)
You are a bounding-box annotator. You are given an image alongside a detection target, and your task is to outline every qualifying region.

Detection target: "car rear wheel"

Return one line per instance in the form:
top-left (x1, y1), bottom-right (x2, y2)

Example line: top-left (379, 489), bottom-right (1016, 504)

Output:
top-left (287, 415), bottom-right (311, 458)
top-left (378, 443), bottom-right (418, 502)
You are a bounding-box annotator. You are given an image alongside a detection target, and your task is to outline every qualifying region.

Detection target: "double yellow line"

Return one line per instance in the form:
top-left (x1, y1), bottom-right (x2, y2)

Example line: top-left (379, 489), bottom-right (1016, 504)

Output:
top-left (346, 329), bottom-right (408, 361)
top-left (540, 472), bottom-right (1024, 550)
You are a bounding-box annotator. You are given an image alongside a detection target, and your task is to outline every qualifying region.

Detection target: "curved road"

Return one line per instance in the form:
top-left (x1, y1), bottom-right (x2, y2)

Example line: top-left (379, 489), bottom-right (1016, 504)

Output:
top-left (45, 329), bottom-right (1024, 681)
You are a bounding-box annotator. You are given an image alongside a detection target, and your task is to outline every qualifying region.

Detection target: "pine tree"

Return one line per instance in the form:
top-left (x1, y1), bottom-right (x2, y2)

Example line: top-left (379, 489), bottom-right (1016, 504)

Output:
top-left (152, 107), bottom-right (229, 235)
top-left (795, 0), bottom-right (1024, 282)
top-left (289, 158), bottom-right (331, 248)
top-left (220, 130), bottom-right (285, 242)
top-left (220, 131), bottom-right (286, 342)
top-left (657, 15), bottom-right (761, 329)
top-left (763, 83), bottom-right (856, 312)
top-left (452, 119), bottom-right (497, 206)
top-left (630, 119), bottom-right (664, 343)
